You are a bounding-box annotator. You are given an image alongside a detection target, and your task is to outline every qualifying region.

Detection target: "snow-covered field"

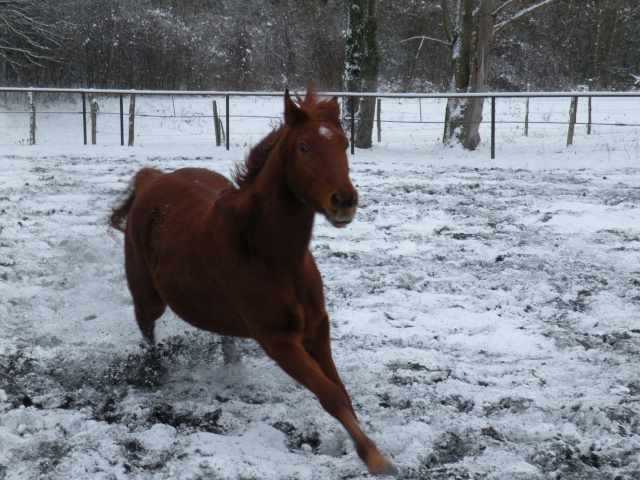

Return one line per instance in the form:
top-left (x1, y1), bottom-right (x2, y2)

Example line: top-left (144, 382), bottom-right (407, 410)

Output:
top-left (1, 94), bottom-right (640, 479)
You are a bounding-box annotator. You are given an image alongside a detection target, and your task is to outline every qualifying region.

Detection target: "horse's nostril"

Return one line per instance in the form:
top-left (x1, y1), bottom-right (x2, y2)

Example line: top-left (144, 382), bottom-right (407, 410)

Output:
top-left (330, 194), bottom-right (341, 210)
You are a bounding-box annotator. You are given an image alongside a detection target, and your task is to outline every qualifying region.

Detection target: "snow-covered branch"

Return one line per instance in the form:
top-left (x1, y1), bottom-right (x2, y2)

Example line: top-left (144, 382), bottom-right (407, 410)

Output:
top-left (492, 0), bottom-right (518, 18)
top-left (440, 0), bottom-right (453, 43)
top-left (0, 0), bottom-right (63, 66)
top-left (401, 35), bottom-right (452, 48)
top-left (493, 0), bottom-right (560, 36)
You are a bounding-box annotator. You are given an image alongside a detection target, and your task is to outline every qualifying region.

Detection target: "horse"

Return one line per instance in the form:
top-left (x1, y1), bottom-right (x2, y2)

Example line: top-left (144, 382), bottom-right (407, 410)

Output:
top-left (108, 86), bottom-right (397, 475)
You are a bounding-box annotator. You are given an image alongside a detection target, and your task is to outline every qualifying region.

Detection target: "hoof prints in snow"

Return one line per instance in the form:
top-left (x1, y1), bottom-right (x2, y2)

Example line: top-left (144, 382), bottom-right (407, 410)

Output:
top-left (1, 154), bottom-right (640, 479)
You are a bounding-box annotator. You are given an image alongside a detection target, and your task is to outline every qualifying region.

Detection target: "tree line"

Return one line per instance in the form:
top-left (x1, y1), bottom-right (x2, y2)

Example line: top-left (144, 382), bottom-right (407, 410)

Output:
top-left (1, 0), bottom-right (639, 149)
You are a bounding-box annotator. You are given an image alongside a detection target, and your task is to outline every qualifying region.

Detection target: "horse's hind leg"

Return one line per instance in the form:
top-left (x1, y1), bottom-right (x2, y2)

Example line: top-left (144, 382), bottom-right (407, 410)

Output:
top-left (221, 336), bottom-right (239, 365)
top-left (133, 296), bottom-right (165, 345)
top-left (127, 267), bottom-right (167, 386)
top-left (125, 247), bottom-right (166, 346)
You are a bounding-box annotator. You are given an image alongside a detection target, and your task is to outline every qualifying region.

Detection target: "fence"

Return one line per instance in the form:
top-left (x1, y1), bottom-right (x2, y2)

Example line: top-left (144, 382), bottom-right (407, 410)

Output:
top-left (1, 88), bottom-right (640, 158)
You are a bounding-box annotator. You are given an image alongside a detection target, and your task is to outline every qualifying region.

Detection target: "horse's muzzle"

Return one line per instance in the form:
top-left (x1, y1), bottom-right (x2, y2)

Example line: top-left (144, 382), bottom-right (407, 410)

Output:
top-left (327, 191), bottom-right (358, 228)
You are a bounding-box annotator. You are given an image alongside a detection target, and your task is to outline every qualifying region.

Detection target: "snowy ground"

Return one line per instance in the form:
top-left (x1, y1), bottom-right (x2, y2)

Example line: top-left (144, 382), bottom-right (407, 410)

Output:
top-left (1, 95), bottom-right (640, 479)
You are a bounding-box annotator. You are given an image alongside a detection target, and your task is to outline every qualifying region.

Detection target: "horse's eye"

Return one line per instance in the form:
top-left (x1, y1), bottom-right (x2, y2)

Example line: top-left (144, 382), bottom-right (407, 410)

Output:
top-left (299, 143), bottom-right (310, 154)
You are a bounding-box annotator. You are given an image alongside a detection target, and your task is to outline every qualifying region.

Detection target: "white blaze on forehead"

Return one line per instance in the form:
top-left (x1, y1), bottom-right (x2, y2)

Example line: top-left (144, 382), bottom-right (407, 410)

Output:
top-left (318, 125), bottom-right (333, 139)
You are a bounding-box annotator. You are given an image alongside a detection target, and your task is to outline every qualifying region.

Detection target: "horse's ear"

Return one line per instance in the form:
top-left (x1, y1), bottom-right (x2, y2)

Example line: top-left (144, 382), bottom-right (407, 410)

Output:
top-left (284, 89), bottom-right (310, 126)
top-left (330, 96), bottom-right (341, 114)
top-left (322, 95), bottom-right (341, 127)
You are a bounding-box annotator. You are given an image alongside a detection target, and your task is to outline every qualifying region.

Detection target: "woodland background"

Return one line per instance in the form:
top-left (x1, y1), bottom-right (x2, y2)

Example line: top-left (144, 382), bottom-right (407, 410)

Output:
top-left (2, 0), bottom-right (640, 93)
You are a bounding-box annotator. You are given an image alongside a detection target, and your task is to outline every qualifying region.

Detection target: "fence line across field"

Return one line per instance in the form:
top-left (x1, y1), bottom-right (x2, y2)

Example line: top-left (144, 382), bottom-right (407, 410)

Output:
top-left (1, 88), bottom-right (639, 158)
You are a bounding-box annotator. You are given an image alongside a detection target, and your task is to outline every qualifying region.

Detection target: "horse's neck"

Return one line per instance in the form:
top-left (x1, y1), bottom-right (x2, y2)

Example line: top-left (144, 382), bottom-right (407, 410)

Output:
top-left (236, 150), bottom-right (315, 262)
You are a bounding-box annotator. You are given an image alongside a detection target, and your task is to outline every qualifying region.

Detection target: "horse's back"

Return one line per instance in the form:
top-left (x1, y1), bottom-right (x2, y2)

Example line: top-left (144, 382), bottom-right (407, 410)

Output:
top-left (155, 167), bottom-right (233, 203)
top-left (126, 166), bottom-right (234, 246)
top-left (133, 167), bottom-right (164, 193)
top-left (132, 167), bottom-right (233, 214)
top-left (170, 167), bottom-right (233, 193)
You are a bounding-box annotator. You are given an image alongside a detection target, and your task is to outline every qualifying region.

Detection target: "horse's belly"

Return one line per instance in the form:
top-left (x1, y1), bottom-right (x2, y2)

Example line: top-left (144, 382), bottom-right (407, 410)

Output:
top-left (157, 277), bottom-right (250, 338)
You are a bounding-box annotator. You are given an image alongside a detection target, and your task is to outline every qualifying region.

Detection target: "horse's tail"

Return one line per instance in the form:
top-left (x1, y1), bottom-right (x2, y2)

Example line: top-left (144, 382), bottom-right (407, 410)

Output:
top-left (108, 168), bottom-right (163, 233)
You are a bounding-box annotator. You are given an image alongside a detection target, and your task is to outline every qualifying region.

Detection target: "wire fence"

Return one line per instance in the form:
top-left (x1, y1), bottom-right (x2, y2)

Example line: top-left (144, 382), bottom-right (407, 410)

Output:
top-left (1, 88), bottom-right (639, 158)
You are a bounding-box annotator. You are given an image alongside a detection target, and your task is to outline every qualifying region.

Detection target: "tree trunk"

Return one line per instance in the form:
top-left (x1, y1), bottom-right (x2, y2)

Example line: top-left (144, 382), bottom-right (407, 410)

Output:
top-left (443, 0), bottom-right (473, 144)
top-left (344, 0), bottom-right (379, 149)
top-left (590, 0), bottom-right (605, 90)
top-left (460, 0), bottom-right (494, 150)
top-left (602, 0), bottom-right (622, 89)
top-left (444, 0), bottom-right (494, 150)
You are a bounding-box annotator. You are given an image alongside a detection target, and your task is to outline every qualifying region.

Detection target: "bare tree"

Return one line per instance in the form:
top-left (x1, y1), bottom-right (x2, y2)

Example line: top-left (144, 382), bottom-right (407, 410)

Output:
top-left (588, 0), bottom-right (640, 89)
top-left (443, 0), bottom-right (503, 150)
top-left (344, 0), bottom-right (379, 149)
top-left (408, 0), bottom-right (560, 150)
top-left (447, 0), bottom-right (561, 149)
top-left (3, 0), bottom-right (639, 94)
top-left (0, 0), bottom-right (63, 74)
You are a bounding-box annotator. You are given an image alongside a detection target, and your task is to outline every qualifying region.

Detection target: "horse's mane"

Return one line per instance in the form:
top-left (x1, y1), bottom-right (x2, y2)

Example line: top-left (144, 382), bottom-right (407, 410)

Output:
top-left (232, 87), bottom-right (342, 188)
top-left (232, 126), bottom-right (283, 188)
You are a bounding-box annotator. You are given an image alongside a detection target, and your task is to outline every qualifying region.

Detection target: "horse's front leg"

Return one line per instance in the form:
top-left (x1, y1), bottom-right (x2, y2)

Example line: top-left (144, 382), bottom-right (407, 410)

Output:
top-left (258, 331), bottom-right (398, 476)
top-left (303, 314), bottom-right (356, 418)
top-left (221, 336), bottom-right (239, 365)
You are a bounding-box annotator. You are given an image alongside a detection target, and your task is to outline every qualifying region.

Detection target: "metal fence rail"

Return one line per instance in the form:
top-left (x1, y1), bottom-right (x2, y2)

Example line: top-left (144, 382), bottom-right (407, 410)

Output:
top-left (1, 87), bottom-right (639, 158)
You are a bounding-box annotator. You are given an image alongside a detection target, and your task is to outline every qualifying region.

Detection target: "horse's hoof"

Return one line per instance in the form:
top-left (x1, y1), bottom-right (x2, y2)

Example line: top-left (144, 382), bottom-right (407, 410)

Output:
top-left (371, 461), bottom-right (399, 477)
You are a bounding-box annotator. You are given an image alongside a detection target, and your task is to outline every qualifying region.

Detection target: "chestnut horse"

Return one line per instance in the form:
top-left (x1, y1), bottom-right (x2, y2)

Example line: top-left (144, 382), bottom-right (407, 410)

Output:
top-left (109, 87), bottom-right (397, 476)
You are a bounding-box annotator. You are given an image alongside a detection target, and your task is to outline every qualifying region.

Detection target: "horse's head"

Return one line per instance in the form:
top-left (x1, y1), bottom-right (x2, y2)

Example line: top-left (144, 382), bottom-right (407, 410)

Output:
top-left (283, 88), bottom-right (358, 228)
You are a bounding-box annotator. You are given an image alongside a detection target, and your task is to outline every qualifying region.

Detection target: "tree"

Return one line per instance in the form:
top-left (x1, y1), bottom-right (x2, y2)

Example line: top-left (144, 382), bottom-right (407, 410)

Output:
top-left (343, 0), bottom-right (379, 149)
top-left (2, 0), bottom-right (639, 93)
top-left (587, 0), bottom-right (640, 90)
top-left (408, 0), bottom-right (560, 150)
top-left (0, 0), bottom-right (63, 83)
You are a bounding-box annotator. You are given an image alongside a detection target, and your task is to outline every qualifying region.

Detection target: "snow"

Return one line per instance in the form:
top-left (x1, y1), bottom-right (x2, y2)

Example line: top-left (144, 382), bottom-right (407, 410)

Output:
top-left (1, 94), bottom-right (640, 479)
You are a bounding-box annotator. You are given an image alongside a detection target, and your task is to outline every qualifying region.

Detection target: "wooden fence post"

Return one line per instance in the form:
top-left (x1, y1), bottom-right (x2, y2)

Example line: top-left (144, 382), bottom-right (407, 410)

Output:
top-left (376, 98), bottom-right (381, 143)
top-left (128, 94), bottom-right (136, 147)
top-left (567, 96), bottom-right (578, 147)
top-left (90, 95), bottom-right (98, 145)
top-left (213, 100), bottom-right (222, 147)
top-left (28, 91), bottom-right (36, 145)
